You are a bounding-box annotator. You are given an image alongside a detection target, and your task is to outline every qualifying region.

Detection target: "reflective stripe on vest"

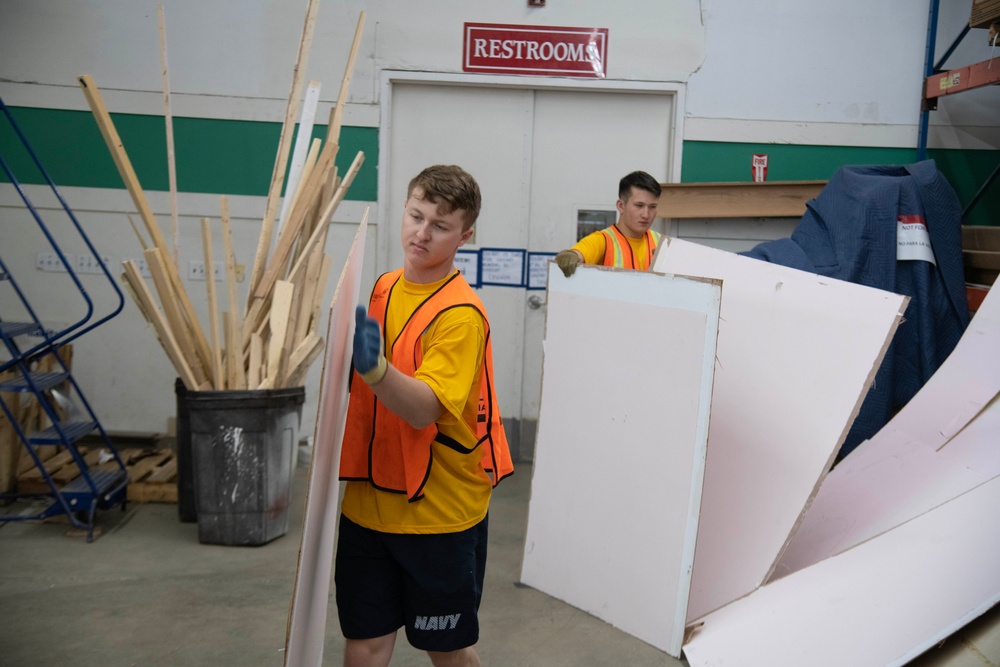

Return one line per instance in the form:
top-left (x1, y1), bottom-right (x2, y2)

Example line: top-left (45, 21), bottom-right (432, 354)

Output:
top-left (600, 225), bottom-right (662, 269)
top-left (340, 269), bottom-right (514, 500)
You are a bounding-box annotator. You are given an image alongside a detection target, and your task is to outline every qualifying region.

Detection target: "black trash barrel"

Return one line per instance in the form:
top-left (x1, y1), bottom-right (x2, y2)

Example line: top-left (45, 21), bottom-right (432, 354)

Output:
top-left (180, 384), bottom-right (305, 546)
top-left (175, 379), bottom-right (197, 523)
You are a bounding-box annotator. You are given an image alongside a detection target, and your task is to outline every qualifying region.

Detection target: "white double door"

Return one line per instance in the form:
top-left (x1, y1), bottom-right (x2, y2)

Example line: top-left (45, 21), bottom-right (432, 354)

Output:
top-left (381, 75), bottom-right (675, 457)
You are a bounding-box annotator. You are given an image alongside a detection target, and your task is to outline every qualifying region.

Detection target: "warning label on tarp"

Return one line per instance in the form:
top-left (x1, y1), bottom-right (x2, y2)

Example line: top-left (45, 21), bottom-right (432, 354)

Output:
top-left (897, 214), bottom-right (936, 264)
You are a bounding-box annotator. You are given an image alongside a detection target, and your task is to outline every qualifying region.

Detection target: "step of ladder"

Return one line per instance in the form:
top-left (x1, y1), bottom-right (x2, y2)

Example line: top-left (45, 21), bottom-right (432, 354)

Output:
top-left (0, 370), bottom-right (70, 392)
top-left (29, 420), bottom-right (99, 445)
top-left (60, 468), bottom-right (129, 509)
top-left (0, 321), bottom-right (44, 339)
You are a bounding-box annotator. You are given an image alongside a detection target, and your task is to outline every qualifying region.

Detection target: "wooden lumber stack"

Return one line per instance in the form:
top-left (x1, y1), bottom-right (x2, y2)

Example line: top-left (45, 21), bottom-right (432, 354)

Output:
top-left (79, 5), bottom-right (366, 392)
top-left (970, 0), bottom-right (1000, 28)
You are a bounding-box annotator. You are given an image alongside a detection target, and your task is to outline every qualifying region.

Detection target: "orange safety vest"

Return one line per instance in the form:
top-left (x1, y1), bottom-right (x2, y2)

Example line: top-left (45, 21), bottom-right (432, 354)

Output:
top-left (601, 225), bottom-right (662, 270)
top-left (340, 269), bottom-right (514, 501)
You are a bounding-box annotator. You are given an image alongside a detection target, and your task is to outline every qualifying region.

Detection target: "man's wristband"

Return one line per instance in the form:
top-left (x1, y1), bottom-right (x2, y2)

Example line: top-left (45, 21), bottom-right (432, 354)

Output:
top-left (360, 355), bottom-right (387, 385)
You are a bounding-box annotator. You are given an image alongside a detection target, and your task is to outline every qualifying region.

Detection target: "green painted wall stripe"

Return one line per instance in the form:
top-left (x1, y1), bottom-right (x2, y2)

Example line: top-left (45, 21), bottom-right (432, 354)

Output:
top-left (681, 141), bottom-right (1000, 227)
top-left (3, 107), bottom-right (996, 226)
top-left (928, 148), bottom-right (1000, 227)
top-left (1, 106), bottom-right (378, 201)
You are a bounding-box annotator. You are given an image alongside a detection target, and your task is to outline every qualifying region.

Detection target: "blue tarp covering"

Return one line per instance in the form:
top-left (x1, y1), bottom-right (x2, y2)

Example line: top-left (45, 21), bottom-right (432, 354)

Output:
top-left (741, 160), bottom-right (969, 458)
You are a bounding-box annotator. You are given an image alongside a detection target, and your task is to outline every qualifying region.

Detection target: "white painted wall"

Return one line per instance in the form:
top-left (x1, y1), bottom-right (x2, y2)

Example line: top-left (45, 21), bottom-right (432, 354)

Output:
top-left (2, 0), bottom-right (993, 141)
top-left (1, 0), bottom-right (996, 437)
top-left (690, 2), bottom-right (915, 145)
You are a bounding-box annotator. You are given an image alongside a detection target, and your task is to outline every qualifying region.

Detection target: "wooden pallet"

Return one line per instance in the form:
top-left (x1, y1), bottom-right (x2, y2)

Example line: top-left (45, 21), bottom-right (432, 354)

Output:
top-left (124, 448), bottom-right (178, 503)
top-left (15, 446), bottom-right (178, 504)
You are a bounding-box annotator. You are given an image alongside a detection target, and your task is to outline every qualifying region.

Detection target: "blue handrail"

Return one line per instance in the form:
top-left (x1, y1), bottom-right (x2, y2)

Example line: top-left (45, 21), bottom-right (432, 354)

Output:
top-left (0, 97), bottom-right (125, 357)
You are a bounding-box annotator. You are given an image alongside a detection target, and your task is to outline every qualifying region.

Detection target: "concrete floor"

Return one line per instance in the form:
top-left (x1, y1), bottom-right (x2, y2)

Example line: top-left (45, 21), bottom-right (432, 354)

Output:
top-left (1, 460), bottom-right (998, 667)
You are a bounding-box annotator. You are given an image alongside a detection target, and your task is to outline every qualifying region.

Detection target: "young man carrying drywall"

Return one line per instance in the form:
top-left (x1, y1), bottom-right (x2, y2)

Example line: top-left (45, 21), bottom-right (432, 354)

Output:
top-left (336, 164), bottom-right (513, 667)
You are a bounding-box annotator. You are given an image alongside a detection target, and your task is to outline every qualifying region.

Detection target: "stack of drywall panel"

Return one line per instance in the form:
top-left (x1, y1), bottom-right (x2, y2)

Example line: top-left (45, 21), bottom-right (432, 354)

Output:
top-left (684, 282), bottom-right (1000, 666)
top-left (651, 239), bottom-right (907, 623)
top-left (521, 264), bottom-right (721, 656)
top-left (522, 240), bottom-right (908, 657)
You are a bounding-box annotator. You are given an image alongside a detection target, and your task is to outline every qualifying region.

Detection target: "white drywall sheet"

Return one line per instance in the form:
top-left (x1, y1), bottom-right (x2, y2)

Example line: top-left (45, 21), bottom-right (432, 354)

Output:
top-left (775, 284), bottom-right (1000, 578)
top-left (284, 219), bottom-right (367, 667)
top-left (520, 263), bottom-right (721, 657)
top-left (651, 238), bottom-right (908, 622)
top-left (683, 470), bottom-right (1000, 667)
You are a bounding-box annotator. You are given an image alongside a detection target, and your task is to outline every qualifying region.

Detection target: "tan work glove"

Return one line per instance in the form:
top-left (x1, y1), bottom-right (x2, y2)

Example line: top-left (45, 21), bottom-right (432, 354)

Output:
top-left (555, 249), bottom-right (582, 277)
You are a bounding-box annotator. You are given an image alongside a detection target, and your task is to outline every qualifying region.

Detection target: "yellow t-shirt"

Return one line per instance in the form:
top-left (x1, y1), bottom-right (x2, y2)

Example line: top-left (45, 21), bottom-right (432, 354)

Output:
top-left (340, 273), bottom-right (492, 534)
top-left (572, 227), bottom-right (656, 270)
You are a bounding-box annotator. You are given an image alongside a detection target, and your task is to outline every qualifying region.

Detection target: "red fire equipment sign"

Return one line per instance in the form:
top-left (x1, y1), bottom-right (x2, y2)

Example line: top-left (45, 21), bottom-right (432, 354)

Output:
top-left (752, 154), bottom-right (768, 182)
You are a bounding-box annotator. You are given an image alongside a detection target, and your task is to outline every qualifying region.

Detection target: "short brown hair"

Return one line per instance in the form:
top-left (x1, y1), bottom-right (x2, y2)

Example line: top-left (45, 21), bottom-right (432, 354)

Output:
top-left (407, 165), bottom-right (482, 230)
top-left (619, 170), bottom-right (662, 200)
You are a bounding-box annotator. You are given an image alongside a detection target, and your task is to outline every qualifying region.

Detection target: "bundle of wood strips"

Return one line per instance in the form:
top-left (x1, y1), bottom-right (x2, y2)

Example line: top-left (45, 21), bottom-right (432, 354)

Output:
top-left (79, 2), bottom-right (365, 392)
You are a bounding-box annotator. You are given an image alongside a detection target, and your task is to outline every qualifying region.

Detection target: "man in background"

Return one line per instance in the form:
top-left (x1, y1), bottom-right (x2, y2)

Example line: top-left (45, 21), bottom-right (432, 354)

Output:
top-left (555, 170), bottom-right (663, 276)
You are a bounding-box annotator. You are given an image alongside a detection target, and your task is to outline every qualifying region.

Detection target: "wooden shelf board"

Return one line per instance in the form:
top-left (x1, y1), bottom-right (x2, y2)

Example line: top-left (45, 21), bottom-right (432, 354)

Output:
top-left (657, 180), bottom-right (826, 219)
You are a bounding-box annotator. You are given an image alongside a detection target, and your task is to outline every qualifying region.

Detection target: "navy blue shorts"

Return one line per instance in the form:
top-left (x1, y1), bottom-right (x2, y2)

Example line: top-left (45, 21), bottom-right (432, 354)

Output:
top-left (335, 514), bottom-right (488, 652)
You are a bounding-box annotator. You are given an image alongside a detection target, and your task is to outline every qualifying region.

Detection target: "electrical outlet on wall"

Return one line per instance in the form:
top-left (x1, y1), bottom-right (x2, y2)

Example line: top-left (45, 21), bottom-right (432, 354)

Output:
top-left (188, 260), bottom-right (207, 281)
top-left (188, 260), bottom-right (240, 282)
top-left (36, 252), bottom-right (72, 272)
top-left (75, 253), bottom-right (113, 274)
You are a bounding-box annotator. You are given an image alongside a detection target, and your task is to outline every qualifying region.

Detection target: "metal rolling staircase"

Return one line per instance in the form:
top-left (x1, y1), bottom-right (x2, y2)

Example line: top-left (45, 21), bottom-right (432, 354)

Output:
top-left (0, 97), bottom-right (128, 541)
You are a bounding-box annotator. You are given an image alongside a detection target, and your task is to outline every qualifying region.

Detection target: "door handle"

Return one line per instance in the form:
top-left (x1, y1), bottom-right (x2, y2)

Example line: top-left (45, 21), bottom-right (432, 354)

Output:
top-left (527, 294), bottom-right (546, 309)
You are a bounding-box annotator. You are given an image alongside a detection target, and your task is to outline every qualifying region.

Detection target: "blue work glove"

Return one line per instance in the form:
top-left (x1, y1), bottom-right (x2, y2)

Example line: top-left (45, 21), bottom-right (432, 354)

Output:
top-left (354, 305), bottom-right (387, 385)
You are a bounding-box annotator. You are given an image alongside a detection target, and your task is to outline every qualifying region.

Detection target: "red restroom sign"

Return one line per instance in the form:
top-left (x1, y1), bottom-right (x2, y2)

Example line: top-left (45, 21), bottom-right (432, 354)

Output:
top-left (463, 23), bottom-right (608, 78)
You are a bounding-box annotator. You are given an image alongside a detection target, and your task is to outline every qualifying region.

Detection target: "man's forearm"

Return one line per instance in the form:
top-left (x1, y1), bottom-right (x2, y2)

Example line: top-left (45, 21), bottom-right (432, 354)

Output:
top-left (367, 364), bottom-right (445, 429)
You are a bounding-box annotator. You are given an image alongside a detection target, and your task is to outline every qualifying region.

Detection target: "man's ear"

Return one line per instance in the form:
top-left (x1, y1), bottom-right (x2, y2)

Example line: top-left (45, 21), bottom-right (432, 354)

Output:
top-left (616, 198), bottom-right (626, 215)
top-left (459, 226), bottom-right (475, 246)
